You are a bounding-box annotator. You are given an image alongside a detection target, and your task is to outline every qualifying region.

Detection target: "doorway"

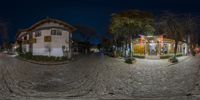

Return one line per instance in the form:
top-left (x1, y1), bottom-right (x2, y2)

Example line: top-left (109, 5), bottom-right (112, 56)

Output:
top-left (149, 43), bottom-right (157, 55)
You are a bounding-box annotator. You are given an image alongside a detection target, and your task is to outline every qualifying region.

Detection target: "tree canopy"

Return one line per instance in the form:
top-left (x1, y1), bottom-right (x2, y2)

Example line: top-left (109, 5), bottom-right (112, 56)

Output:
top-left (109, 10), bottom-right (155, 37)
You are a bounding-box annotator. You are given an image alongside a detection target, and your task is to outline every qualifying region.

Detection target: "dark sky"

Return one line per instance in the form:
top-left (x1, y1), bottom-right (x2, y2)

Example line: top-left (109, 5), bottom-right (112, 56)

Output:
top-left (0, 0), bottom-right (200, 44)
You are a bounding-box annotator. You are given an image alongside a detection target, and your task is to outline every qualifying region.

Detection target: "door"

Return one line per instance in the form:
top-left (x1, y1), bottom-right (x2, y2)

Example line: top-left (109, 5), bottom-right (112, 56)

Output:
top-left (149, 43), bottom-right (157, 55)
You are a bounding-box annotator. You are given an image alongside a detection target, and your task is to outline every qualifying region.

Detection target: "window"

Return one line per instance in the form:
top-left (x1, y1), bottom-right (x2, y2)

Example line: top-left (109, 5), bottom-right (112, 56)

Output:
top-left (51, 30), bottom-right (56, 35)
top-left (57, 30), bottom-right (62, 35)
top-left (70, 33), bottom-right (72, 38)
top-left (35, 31), bottom-right (41, 37)
top-left (51, 30), bottom-right (62, 35)
top-left (24, 36), bottom-right (27, 40)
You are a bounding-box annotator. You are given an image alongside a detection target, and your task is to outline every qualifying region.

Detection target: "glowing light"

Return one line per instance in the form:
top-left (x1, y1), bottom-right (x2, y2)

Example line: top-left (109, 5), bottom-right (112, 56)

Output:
top-left (147, 35), bottom-right (153, 37)
top-left (140, 35), bottom-right (144, 46)
top-left (160, 35), bottom-right (163, 47)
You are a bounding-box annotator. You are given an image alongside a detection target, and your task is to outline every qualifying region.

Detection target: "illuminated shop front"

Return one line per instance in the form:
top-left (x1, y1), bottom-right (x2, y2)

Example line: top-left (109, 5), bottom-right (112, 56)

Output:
top-left (132, 35), bottom-right (188, 58)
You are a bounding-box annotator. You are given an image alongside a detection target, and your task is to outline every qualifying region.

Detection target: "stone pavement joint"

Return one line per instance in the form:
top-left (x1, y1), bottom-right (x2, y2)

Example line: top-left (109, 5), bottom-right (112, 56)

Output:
top-left (0, 53), bottom-right (200, 99)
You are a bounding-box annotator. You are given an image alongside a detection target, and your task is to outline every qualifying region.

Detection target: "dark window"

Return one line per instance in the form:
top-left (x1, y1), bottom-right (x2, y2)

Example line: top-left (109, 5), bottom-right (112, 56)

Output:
top-left (24, 36), bottom-right (27, 40)
top-left (35, 31), bottom-right (41, 37)
top-left (51, 30), bottom-right (56, 35)
top-left (57, 30), bottom-right (62, 35)
top-left (51, 30), bottom-right (62, 35)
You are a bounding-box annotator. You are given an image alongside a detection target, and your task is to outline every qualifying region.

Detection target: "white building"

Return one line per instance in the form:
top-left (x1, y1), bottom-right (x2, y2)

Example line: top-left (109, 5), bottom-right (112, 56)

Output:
top-left (16, 18), bottom-right (76, 58)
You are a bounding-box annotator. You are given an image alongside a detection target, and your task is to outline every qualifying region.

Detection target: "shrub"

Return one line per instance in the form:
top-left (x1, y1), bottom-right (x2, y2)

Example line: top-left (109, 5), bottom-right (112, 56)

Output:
top-left (19, 52), bottom-right (33, 59)
top-left (168, 56), bottom-right (178, 63)
top-left (160, 53), bottom-right (183, 59)
top-left (160, 55), bottom-right (172, 59)
top-left (133, 54), bottom-right (145, 58)
top-left (176, 53), bottom-right (183, 57)
top-left (19, 53), bottom-right (69, 62)
top-left (116, 51), bottom-right (122, 57)
top-left (125, 58), bottom-right (132, 64)
top-left (125, 57), bottom-right (135, 64)
top-left (16, 47), bottom-right (21, 53)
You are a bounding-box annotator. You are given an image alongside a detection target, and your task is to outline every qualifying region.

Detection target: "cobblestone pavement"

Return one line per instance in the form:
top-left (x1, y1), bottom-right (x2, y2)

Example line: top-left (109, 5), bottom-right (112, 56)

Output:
top-left (0, 53), bottom-right (200, 100)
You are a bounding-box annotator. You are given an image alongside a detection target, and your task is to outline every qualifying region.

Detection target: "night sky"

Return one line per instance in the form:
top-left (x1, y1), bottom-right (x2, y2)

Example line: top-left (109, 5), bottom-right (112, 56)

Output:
top-left (0, 0), bottom-right (200, 44)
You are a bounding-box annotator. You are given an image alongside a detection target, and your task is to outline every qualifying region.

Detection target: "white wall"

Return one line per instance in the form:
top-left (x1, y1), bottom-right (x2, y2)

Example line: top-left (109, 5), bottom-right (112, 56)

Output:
top-left (32, 48), bottom-right (63, 57)
top-left (19, 22), bottom-right (72, 57)
top-left (22, 45), bottom-right (29, 53)
top-left (32, 28), bottom-right (71, 57)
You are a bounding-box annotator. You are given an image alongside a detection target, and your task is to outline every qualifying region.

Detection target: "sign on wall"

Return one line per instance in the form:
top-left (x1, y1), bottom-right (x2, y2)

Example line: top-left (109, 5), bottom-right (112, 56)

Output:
top-left (44, 36), bottom-right (52, 42)
top-left (29, 38), bottom-right (36, 43)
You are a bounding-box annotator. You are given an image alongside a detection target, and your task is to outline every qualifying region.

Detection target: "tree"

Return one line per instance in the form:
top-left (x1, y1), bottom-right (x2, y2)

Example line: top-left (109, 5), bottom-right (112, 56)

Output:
top-left (109, 10), bottom-right (154, 59)
top-left (0, 22), bottom-right (8, 49)
top-left (74, 25), bottom-right (99, 54)
top-left (159, 12), bottom-right (184, 60)
top-left (102, 35), bottom-right (113, 52)
top-left (182, 14), bottom-right (200, 56)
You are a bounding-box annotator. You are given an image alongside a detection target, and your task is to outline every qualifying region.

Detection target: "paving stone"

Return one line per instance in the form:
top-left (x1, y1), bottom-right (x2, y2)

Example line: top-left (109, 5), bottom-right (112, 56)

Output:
top-left (0, 53), bottom-right (200, 99)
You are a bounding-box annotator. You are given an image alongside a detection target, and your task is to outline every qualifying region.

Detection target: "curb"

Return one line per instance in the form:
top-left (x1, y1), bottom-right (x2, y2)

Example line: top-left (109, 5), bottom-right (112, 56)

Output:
top-left (166, 56), bottom-right (191, 67)
top-left (16, 56), bottom-right (76, 65)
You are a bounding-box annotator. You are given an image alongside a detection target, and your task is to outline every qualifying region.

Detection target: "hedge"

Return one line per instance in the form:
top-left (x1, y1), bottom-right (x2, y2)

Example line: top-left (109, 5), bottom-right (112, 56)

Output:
top-left (19, 52), bottom-right (69, 62)
top-left (132, 54), bottom-right (145, 58)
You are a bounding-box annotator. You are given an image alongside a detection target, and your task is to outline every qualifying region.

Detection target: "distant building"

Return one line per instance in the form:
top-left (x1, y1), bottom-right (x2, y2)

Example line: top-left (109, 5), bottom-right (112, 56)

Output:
top-left (72, 41), bottom-right (91, 55)
top-left (16, 18), bottom-right (76, 58)
top-left (90, 46), bottom-right (100, 53)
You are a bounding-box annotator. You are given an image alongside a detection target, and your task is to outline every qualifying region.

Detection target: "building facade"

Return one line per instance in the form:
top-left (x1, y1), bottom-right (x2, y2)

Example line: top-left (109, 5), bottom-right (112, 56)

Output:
top-left (132, 35), bottom-right (188, 58)
top-left (16, 18), bottom-right (76, 58)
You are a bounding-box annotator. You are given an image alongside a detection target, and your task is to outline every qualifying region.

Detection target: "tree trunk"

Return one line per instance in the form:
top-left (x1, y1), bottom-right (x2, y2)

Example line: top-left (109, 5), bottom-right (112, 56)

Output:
top-left (122, 42), bottom-right (124, 57)
top-left (116, 40), bottom-right (118, 53)
top-left (129, 35), bottom-right (132, 59)
top-left (113, 37), bottom-right (117, 57)
top-left (174, 40), bottom-right (178, 57)
top-left (190, 34), bottom-right (197, 56)
top-left (190, 43), bottom-right (196, 56)
top-left (18, 41), bottom-right (22, 53)
top-left (125, 39), bottom-right (128, 58)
